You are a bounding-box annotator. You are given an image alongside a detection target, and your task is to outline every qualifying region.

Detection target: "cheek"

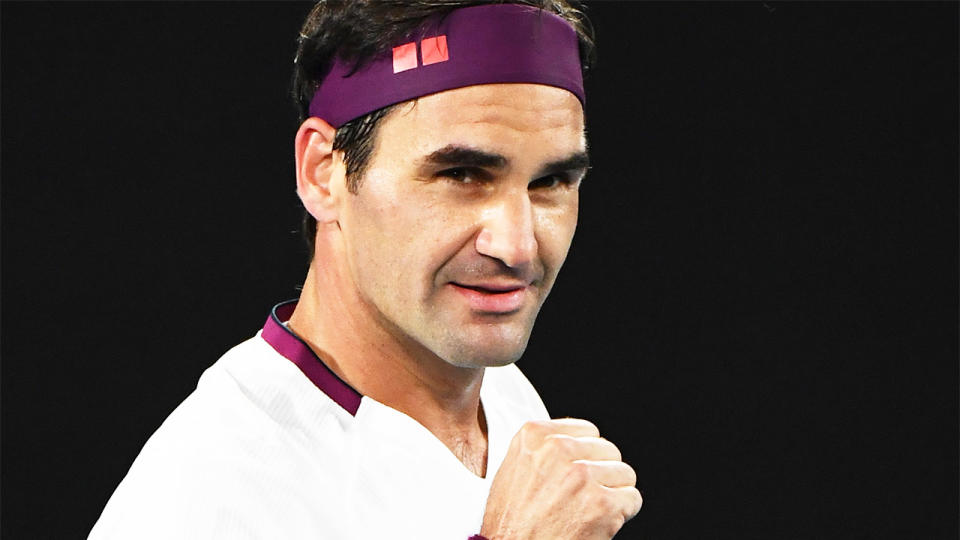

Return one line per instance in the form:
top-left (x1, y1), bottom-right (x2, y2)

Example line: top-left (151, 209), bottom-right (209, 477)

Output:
top-left (536, 196), bottom-right (579, 269)
top-left (347, 173), bottom-right (476, 289)
top-left (344, 173), bottom-right (417, 291)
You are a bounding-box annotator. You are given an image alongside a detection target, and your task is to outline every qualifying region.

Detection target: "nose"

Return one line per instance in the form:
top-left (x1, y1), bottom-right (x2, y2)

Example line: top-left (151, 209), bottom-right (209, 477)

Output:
top-left (475, 190), bottom-right (538, 270)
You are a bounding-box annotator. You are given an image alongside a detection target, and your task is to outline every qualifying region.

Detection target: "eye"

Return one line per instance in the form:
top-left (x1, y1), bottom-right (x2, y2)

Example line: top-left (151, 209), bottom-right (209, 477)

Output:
top-left (438, 167), bottom-right (486, 184)
top-left (529, 174), bottom-right (575, 190)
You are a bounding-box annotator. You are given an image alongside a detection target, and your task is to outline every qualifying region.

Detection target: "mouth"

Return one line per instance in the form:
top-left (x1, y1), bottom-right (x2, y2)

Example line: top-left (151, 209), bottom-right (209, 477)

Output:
top-left (449, 282), bottom-right (529, 314)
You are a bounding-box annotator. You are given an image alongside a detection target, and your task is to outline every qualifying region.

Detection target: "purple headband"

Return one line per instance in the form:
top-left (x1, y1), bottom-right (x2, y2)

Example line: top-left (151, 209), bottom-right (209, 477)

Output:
top-left (308, 3), bottom-right (584, 128)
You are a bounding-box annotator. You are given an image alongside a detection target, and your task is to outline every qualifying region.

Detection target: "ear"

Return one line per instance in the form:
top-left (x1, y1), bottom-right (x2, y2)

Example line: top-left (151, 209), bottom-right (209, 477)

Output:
top-left (295, 117), bottom-right (345, 224)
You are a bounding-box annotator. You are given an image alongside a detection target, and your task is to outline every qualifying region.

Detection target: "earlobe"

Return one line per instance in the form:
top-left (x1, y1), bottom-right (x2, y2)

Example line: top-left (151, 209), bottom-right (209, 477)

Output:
top-left (295, 117), bottom-right (344, 224)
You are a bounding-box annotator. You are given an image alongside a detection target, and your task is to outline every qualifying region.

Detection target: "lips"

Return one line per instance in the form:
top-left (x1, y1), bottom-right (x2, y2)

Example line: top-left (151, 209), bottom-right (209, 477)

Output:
top-left (450, 282), bottom-right (528, 313)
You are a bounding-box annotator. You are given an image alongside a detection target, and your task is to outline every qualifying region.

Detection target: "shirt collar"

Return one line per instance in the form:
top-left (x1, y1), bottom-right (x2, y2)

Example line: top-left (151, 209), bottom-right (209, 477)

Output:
top-left (260, 300), bottom-right (362, 416)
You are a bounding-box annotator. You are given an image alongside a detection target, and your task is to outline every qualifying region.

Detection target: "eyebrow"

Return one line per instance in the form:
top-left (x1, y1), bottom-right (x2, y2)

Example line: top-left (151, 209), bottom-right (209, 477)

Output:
top-left (535, 152), bottom-right (590, 179)
top-left (422, 145), bottom-right (508, 169)
top-left (421, 144), bottom-right (590, 177)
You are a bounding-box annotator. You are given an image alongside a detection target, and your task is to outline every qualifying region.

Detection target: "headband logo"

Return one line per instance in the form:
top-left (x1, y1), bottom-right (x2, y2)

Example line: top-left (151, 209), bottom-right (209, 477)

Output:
top-left (422, 36), bottom-right (449, 66)
top-left (392, 35), bottom-right (450, 73)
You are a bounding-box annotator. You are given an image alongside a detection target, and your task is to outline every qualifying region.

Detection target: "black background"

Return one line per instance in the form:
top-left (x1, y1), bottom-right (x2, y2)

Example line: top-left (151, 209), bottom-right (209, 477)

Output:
top-left (2, 2), bottom-right (957, 539)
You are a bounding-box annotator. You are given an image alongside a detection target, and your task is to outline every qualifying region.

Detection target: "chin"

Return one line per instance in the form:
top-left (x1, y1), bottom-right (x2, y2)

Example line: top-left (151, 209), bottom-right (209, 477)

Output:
top-left (439, 333), bottom-right (532, 369)
top-left (445, 352), bottom-right (522, 369)
top-left (415, 309), bottom-right (540, 368)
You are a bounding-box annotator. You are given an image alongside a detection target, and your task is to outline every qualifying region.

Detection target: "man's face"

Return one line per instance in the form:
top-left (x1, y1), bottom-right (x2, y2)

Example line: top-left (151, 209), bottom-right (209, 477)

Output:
top-left (337, 83), bottom-right (586, 368)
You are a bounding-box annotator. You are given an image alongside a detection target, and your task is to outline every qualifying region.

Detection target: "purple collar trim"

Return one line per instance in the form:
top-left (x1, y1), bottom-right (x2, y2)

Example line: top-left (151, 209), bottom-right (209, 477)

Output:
top-left (261, 300), bottom-right (362, 416)
top-left (308, 3), bottom-right (584, 128)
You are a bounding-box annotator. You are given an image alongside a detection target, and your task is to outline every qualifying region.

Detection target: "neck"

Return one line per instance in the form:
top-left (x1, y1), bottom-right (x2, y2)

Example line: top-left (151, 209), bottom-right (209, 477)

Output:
top-left (288, 246), bottom-right (488, 475)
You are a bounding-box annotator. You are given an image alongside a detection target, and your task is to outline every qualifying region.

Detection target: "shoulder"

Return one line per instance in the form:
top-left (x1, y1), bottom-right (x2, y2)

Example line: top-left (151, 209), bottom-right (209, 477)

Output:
top-left (89, 333), bottom-right (350, 539)
top-left (156, 333), bottom-right (348, 450)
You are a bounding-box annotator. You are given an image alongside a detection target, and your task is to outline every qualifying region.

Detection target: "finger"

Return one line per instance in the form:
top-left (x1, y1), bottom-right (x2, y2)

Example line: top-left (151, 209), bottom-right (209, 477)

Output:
top-left (543, 418), bottom-right (600, 438)
top-left (544, 434), bottom-right (622, 461)
top-left (574, 460), bottom-right (637, 488)
top-left (604, 486), bottom-right (643, 521)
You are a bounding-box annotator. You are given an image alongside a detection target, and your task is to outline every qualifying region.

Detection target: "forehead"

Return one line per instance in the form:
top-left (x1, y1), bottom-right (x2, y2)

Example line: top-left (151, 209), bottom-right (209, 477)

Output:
top-left (375, 83), bottom-right (586, 160)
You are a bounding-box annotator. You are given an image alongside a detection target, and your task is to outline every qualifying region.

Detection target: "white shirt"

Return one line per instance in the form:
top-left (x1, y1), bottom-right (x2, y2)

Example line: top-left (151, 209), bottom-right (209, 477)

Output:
top-left (89, 301), bottom-right (549, 539)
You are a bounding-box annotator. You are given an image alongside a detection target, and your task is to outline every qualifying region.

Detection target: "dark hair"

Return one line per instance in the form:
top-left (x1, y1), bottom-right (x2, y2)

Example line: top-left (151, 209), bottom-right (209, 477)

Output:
top-left (291, 0), bottom-right (596, 256)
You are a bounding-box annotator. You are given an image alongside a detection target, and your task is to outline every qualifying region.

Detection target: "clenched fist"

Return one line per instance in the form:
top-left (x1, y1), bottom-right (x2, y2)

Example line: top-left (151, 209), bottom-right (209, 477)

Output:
top-left (481, 418), bottom-right (642, 539)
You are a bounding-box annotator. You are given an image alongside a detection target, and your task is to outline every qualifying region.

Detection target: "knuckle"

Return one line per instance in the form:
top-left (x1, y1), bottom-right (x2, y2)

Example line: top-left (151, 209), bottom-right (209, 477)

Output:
top-left (556, 417), bottom-right (599, 435)
top-left (525, 419), bottom-right (553, 433)
top-left (603, 439), bottom-right (623, 461)
top-left (623, 463), bottom-right (638, 486)
top-left (518, 420), bottom-right (549, 447)
top-left (606, 514), bottom-right (626, 537)
top-left (566, 461), bottom-right (591, 486)
top-left (543, 434), bottom-right (574, 456)
top-left (571, 418), bottom-right (600, 436)
top-left (586, 487), bottom-right (614, 514)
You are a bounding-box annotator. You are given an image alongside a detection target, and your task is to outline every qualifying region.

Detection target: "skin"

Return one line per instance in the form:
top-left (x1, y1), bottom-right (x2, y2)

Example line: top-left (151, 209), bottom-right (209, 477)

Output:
top-left (481, 419), bottom-right (643, 540)
top-left (291, 83), bottom-right (584, 468)
top-left (291, 83), bottom-right (641, 537)
top-left (332, 84), bottom-right (585, 369)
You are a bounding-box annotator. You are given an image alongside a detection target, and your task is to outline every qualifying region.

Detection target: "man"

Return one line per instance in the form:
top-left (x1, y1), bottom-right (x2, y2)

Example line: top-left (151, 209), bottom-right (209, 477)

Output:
top-left (90, 1), bottom-right (641, 538)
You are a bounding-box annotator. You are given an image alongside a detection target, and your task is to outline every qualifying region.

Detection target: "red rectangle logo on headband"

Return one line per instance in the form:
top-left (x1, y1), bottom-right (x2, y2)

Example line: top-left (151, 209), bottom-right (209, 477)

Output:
top-left (421, 35), bottom-right (449, 66)
top-left (392, 42), bottom-right (418, 73)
